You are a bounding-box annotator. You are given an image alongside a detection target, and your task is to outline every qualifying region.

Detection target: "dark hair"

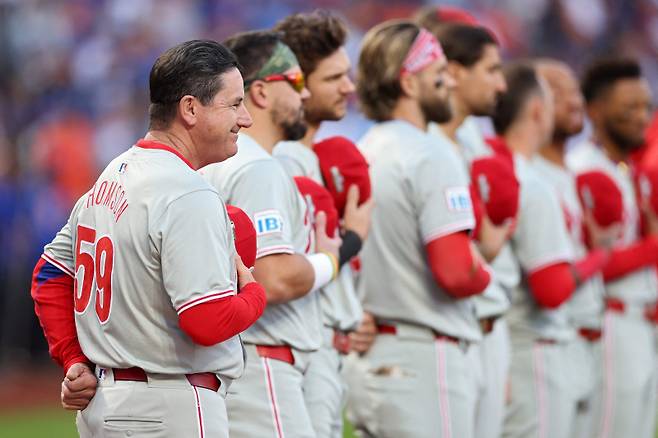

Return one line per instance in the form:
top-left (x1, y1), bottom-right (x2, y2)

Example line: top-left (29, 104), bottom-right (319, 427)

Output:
top-left (493, 62), bottom-right (542, 134)
top-left (432, 23), bottom-right (497, 67)
top-left (148, 39), bottom-right (239, 129)
top-left (357, 20), bottom-right (419, 121)
top-left (581, 57), bottom-right (642, 103)
top-left (223, 30), bottom-right (282, 84)
top-left (274, 10), bottom-right (347, 76)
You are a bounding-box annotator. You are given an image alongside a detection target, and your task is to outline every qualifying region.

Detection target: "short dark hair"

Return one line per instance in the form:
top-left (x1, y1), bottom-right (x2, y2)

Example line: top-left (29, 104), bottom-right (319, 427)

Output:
top-left (431, 23), bottom-right (497, 67)
top-left (581, 57), bottom-right (642, 103)
top-left (223, 30), bottom-right (282, 84)
top-left (148, 39), bottom-right (239, 129)
top-left (493, 62), bottom-right (542, 134)
top-left (274, 10), bottom-right (347, 76)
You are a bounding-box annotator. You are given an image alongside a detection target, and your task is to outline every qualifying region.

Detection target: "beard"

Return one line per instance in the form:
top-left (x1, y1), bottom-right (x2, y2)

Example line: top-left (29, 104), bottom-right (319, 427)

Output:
top-left (272, 104), bottom-right (308, 141)
top-left (604, 118), bottom-right (644, 154)
top-left (420, 93), bottom-right (452, 124)
top-left (304, 98), bottom-right (346, 124)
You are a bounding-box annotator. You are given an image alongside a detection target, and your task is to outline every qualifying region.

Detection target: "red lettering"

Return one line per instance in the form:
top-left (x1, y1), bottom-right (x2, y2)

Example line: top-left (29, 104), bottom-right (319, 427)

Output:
top-left (85, 184), bottom-right (96, 208)
top-left (114, 200), bottom-right (129, 223)
top-left (103, 182), bottom-right (117, 207)
top-left (95, 181), bottom-right (108, 205)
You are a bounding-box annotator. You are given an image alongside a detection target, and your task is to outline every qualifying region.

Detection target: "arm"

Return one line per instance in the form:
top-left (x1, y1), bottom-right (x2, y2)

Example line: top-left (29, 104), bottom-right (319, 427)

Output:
top-left (426, 231), bottom-right (491, 298)
top-left (179, 256), bottom-right (266, 345)
top-left (31, 257), bottom-right (90, 371)
top-left (254, 211), bottom-right (340, 304)
top-left (527, 249), bottom-right (607, 309)
top-left (602, 237), bottom-right (658, 281)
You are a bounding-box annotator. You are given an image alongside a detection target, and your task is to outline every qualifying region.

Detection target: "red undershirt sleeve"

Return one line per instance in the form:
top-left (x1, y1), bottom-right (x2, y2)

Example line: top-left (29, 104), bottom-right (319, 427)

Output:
top-left (425, 231), bottom-right (491, 299)
top-left (602, 236), bottom-right (658, 282)
top-left (31, 257), bottom-right (90, 373)
top-left (528, 249), bottom-right (608, 309)
top-left (178, 281), bottom-right (266, 346)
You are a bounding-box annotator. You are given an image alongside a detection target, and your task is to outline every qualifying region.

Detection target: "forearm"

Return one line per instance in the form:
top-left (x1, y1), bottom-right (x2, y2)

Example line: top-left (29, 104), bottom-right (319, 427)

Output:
top-left (254, 253), bottom-right (315, 304)
top-left (602, 236), bottom-right (658, 281)
top-left (178, 282), bottom-right (267, 346)
top-left (31, 257), bottom-right (90, 370)
top-left (426, 232), bottom-right (491, 298)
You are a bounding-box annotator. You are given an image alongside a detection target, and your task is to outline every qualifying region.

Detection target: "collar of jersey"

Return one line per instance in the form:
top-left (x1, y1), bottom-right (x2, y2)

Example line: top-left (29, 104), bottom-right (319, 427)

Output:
top-left (135, 139), bottom-right (195, 170)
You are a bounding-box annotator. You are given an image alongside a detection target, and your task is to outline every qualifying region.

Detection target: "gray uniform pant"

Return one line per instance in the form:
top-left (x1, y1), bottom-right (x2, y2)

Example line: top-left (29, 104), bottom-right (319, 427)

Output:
top-left (77, 367), bottom-right (229, 438)
top-left (565, 334), bottom-right (601, 438)
top-left (503, 338), bottom-right (590, 438)
top-left (303, 326), bottom-right (346, 438)
top-left (474, 318), bottom-right (510, 438)
top-left (226, 344), bottom-right (316, 438)
top-left (344, 323), bottom-right (481, 438)
top-left (590, 309), bottom-right (657, 438)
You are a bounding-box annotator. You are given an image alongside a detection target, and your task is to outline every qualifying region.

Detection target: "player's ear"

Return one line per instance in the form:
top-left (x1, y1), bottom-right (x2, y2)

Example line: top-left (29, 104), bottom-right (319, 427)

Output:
top-left (178, 95), bottom-right (198, 127)
top-left (446, 61), bottom-right (462, 82)
top-left (247, 81), bottom-right (269, 110)
top-left (399, 73), bottom-right (419, 99)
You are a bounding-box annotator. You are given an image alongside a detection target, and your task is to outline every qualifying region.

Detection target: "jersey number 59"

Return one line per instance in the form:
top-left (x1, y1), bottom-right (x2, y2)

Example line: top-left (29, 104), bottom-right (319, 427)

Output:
top-left (74, 225), bottom-right (114, 324)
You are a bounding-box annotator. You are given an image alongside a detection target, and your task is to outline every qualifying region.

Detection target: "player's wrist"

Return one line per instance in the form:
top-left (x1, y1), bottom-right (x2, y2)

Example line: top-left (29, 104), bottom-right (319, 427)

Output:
top-left (63, 356), bottom-right (93, 376)
top-left (305, 252), bottom-right (337, 292)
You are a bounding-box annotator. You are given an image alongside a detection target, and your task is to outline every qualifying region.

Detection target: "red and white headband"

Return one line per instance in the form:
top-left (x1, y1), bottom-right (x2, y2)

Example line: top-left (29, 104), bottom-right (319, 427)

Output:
top-left (400, 28), bottom-right (445, 76)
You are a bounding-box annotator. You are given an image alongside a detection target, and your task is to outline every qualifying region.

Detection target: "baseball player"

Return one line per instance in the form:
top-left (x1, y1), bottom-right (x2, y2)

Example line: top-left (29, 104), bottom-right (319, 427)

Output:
top-left (200, 31), bottom-right (341, 438)
top-left (30, 40), bottom-right (267, 437)
top-left (272, 12), bottom-right (373, 438)
top-left (344, 21), bottom-right (492, 438)
top-left (487, 63), bottom-right (609, 438)
top-left (533, 59), bottom-right (611, 438)
top-left (566, 57), bottom-right (658, 438)
top-left (415, 17), bottom-right (515, 438)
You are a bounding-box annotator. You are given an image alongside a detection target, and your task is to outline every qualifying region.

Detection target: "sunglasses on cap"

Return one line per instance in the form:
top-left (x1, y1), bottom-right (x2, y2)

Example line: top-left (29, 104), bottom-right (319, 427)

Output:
top-left (246, 71), bottom-right (306, 93)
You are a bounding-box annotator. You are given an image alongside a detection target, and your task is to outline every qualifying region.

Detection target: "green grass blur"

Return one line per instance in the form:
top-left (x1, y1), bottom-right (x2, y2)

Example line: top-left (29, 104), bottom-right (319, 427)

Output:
top-left (0, 408), bottom-right (359, 438)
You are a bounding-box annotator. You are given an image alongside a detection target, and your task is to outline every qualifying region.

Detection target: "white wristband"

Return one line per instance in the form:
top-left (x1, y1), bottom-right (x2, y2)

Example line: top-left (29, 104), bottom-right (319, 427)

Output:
top-left (305, 253), bottom-right (335, 292)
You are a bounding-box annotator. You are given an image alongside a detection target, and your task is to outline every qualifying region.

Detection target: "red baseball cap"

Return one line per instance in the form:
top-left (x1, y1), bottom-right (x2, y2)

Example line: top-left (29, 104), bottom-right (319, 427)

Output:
top-left (313, 136), bottom-right (371, 217)
top-left (470, 155), bottom-right (519, 225)
top-left (575, 171), bottom-right (624, 226)
top-left (226, 205), bottom-right (257, 269)
top-left (436, 6), bottom-right (479, 26)
top-left (294, 176), bottom-right (339, 236)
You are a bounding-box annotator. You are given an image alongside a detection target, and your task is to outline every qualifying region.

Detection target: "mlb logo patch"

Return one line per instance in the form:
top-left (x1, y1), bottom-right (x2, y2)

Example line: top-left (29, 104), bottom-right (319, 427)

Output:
top-left (118, 162), bottom-right (128, 174)
top-left (253, 210), bottom-right (284, 236)
top-left (445, 186), bottom-right (472, 212)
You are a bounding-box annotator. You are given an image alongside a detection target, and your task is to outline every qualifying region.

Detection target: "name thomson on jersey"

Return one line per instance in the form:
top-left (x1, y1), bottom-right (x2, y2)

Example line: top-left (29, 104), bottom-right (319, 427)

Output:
top-left (84, 180), bottom-right (129, 223)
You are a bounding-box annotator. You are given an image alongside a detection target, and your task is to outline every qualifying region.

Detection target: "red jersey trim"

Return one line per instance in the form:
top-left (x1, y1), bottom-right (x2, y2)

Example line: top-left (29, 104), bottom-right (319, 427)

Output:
top-left (256, 245), bottom-right (295, 259)
top-left (135, 139), bottom-right (195, 170)
top-left (177, 289), bottom-right (236, 315)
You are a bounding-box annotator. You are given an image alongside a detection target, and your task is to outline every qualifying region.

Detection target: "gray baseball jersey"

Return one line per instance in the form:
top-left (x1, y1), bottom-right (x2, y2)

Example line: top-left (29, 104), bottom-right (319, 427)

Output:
top-left (274, 140), bottom-right (363, 331)
top-left (428, 120), bottom-right (516, 319)
top-left (567, 141), bottom-right (658, 305)
top-left (42, 142), bottom-right (244, 378)
top-left (201, 134), bottom-right (322, 351)
top-left (507, 154), bottom-right (576, 344)
top-left (532, 155), bottom-right (605, 330)
top-left (358, 120), bottom-right (481, 342)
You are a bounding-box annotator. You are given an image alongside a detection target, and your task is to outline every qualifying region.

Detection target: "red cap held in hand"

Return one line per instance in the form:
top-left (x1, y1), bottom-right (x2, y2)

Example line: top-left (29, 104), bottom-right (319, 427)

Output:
top-left (470, 155), bottom-right (520, 225)
top-left (575, 171), bottom-right (624, 226)
top-left (294, 176), bottom-right (339, 236)
top-left (226, 205), bottom-right (257, 269)
top-left (313, 136), bottom-right (371, 217)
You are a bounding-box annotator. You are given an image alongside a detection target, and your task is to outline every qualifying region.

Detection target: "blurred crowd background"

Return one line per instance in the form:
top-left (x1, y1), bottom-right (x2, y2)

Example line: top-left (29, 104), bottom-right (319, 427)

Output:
top-left (1, 0), bottom-right (657, 368)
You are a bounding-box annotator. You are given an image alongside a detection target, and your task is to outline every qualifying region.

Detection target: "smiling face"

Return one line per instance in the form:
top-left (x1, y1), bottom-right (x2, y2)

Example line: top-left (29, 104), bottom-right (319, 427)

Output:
top-left (597, 77), bottom-right (653, 153)
top-left (196, 67), bottom-right (253, 165)
top-left (539, 62), bottom-right (585, 142)
top-left (303, 48), bottom-right (355, 124)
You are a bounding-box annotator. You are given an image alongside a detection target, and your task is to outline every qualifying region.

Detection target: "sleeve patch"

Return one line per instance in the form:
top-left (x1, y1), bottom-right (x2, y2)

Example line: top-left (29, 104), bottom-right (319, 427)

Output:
top-left (253, 210), bottom-right (284, 236)
top-left (445, 186), bottom-right (473, 212)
